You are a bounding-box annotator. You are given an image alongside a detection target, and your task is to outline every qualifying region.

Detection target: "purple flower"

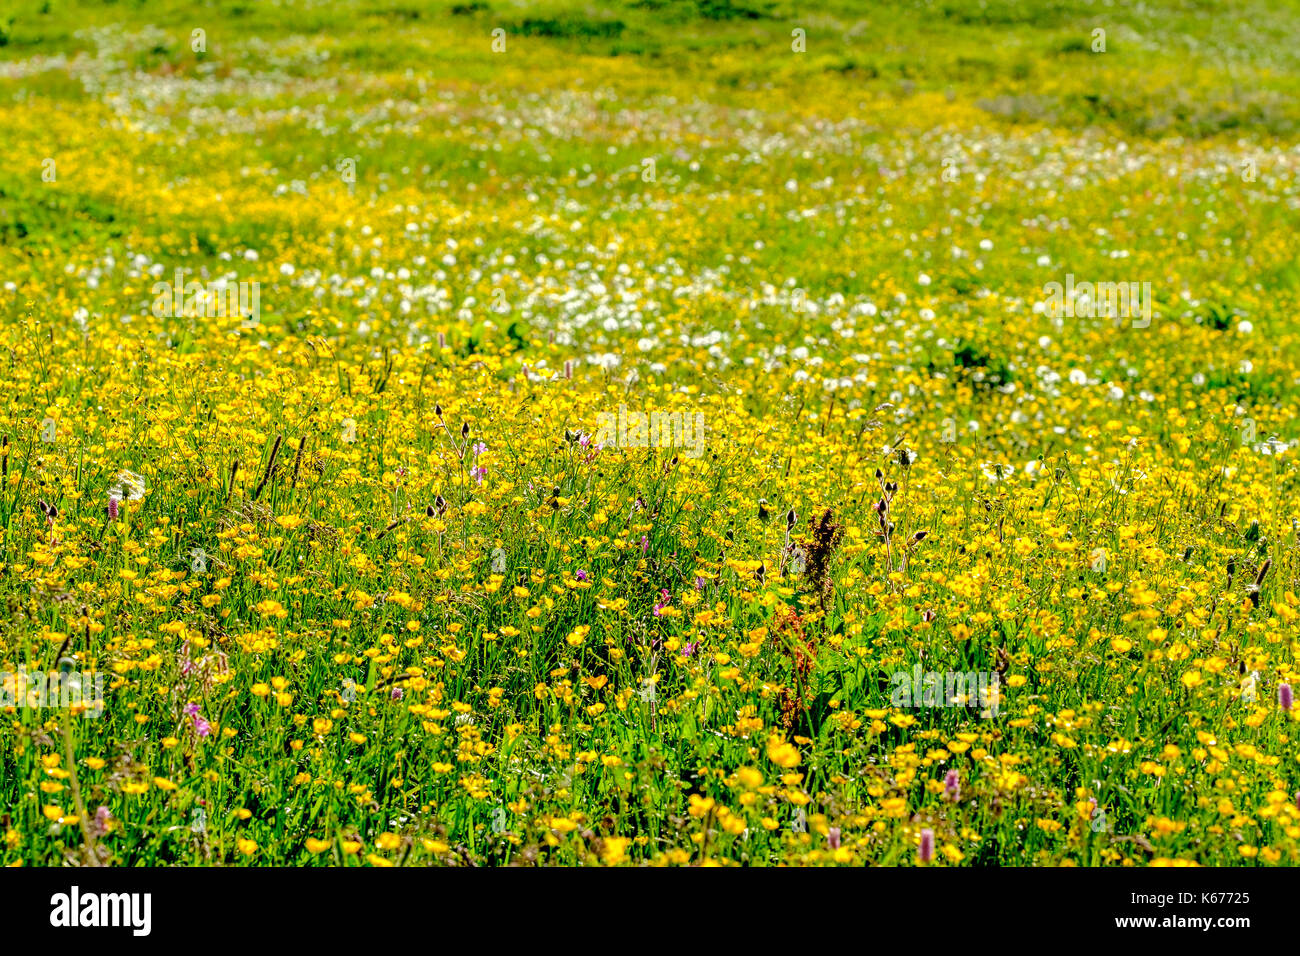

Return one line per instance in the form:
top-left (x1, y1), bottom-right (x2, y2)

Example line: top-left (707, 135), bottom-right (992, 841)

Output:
top-left (472, 441), bottom-right (487, 458)
top-left (1280, 683), bottom-right (1293, 712)
top-left (681, 641), bottom-right (698, 658)
top-left (184, 702), bottom-right (211, 738)
top-left (575, 569), bottom-right (588, 582)
top-left (471, 465), bottom-right (487, 486)
top-left (918, 828), bottom-right (934, 863)
top-left (391, 686), bottom-right (404, 700)
top-left (695, 576), bottom-right (704, 590)
top-left (653, 589), bottom-right (671, 616)
top-left (640, 535), bottom-right (649, 555)
top-left (107, 496), bottom-right (119, 521)
top-left (944, 769), bottom-right (960, 801)
top-left (827, 827), bottom-right (841, 850)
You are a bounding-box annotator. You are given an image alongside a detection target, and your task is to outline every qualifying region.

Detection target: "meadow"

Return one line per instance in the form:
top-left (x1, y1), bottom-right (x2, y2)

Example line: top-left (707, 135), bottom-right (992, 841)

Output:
top-left (2, 0), bottom-right (1300, 866)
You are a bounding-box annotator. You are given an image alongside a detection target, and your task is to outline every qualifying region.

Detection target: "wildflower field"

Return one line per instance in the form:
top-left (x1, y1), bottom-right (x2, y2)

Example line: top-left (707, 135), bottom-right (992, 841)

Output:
top-left (3, 0), bottom-right (1300, 868)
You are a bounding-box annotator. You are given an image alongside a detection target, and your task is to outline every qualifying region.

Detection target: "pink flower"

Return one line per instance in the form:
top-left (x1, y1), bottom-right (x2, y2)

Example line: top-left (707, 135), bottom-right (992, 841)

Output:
top-left (918, 828), bottom-right (934, 863)
top-left (88, 806), bottom-right (113, 838)
top-left (827, 827), bottom-right (841, 850)
top-left (1280, 683), bottom-right (1293, 711)
top-left (107, 497), bottom-right (120, 521)
top-left (640, 535), bottom-right (649, 555)
top-left (575, 569), bottom-right (588, 582)
top-left (944, 769), bottom-right (960, 801)
top-left (653, 589), bottom-right (671, 616)
top-left (184, 702), bottom-right (211, 738)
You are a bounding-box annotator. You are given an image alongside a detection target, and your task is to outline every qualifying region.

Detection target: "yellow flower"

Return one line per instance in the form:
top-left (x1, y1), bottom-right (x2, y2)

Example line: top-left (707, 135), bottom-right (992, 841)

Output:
top-left (602, 837), bottom-right (630, 865)
top-left (766, 735), bottom-right (801, 768)
top-left (735, 766), bottom-right (764, 788)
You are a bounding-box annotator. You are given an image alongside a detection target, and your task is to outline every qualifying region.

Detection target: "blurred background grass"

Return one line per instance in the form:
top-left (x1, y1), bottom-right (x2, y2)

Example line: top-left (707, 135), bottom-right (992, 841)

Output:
top-left (1, 0), bottom-right (1298, 137)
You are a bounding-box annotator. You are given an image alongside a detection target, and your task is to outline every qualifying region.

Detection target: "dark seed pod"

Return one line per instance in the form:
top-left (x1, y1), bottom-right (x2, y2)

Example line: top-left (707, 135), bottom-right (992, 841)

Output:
top-left (1255, 558), bottom-right (1272, 587)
